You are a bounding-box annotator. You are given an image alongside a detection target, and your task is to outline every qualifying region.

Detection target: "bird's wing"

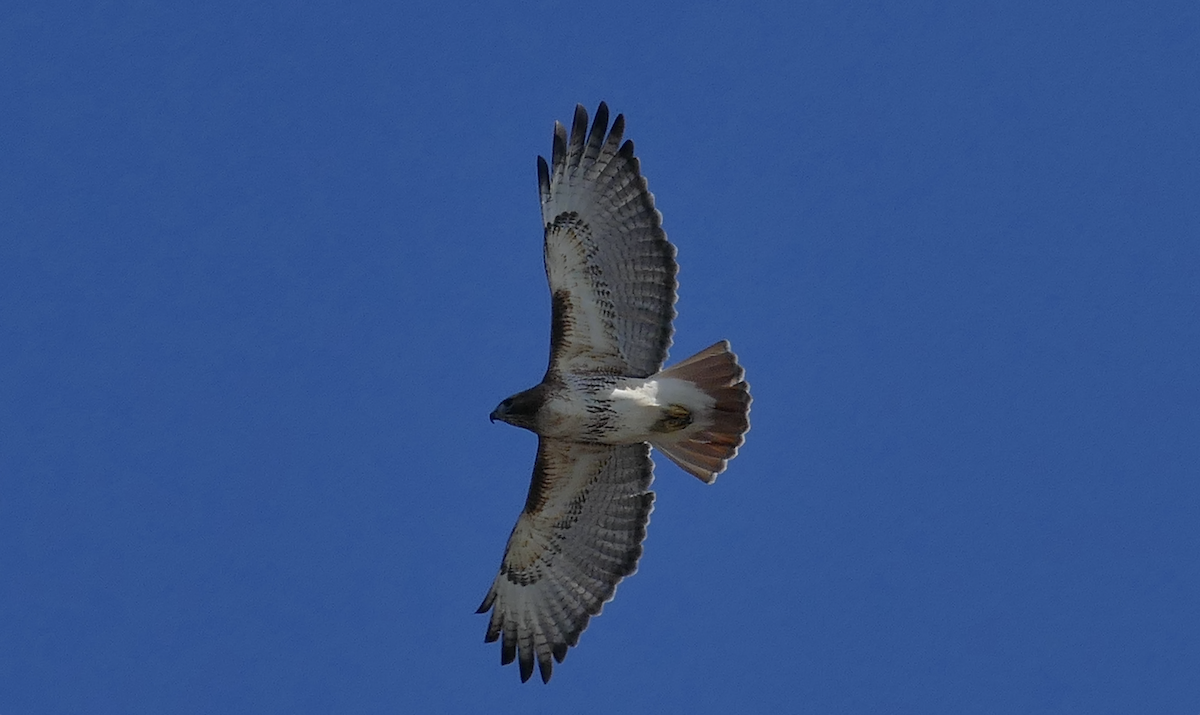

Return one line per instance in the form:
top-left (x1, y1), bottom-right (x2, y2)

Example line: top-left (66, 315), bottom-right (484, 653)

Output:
top-left (477, 438), bottom-right (655, 683)
top-left (540, 103), bottom-right (678, 379)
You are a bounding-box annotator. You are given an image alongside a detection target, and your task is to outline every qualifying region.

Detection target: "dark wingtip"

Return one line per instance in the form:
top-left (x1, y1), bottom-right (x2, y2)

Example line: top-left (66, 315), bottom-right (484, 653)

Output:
top-left (588, 103), bottom-right (610, 143)
top-left (592, 102), bottom-right (609, 132)
top-left (519, 653), bottom-right (534, 683)
top-left (610, 112), bottom-right (625, 141)
top-left (476, 589), bottom-right (495, 614)
top-left (537, 155), bottom-right (550, 202)
top-left (551, 121), bottom-right (567, 169)
top-left (570, 105), bottom-right (589, 148)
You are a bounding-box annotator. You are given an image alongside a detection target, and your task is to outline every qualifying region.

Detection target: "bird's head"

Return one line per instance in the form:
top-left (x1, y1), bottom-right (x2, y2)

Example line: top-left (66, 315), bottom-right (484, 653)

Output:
top-left (490, 385), bottom-right (545, 431)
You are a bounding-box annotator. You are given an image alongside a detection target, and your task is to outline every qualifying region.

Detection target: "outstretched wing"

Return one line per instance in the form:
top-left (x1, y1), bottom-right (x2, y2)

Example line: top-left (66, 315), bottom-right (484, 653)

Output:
top-left (540, 102), bottom-right (678, 379)
top-left (477, 439), bottom-right (655, 683)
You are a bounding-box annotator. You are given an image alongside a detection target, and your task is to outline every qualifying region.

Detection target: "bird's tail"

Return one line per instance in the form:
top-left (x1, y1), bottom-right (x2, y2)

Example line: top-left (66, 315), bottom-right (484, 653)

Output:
top-left (649, 340), bottom-right (751, 483)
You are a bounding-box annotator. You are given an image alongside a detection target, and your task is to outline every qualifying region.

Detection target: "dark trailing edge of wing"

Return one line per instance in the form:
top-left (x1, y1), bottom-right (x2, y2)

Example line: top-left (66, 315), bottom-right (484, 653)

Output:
top-left (475, 453), bottom-right (657, 683)
top-left (483, 103), bottom-right (680, 683)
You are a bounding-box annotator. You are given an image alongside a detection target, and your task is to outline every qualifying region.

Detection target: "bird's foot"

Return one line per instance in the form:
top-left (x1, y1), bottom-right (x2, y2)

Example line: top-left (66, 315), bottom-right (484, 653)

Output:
top-left (652, 404), bottom-right (693, 433)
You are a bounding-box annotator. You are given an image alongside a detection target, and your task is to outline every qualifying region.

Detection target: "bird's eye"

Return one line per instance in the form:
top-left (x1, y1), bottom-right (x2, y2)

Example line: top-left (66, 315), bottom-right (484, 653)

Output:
top-left (502, 398), bottom-right (513, 409)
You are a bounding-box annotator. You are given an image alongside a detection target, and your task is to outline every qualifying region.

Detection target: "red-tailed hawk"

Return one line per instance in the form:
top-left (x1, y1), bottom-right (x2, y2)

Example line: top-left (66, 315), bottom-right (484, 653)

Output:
top-left (478, 103), bottom-right (752, 683)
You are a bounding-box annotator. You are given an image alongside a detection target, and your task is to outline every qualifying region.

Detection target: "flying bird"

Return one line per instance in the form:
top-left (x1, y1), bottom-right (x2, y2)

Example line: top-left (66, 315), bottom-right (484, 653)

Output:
top-left (478, 102), bottom-right (752, 683)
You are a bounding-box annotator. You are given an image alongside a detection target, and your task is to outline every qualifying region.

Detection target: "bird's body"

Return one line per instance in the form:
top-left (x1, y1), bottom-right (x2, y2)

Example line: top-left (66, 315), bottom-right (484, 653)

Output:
top-left (479, 103), bottom-right (751, 683)
top-left (502, 372), bottom-right (714, 444)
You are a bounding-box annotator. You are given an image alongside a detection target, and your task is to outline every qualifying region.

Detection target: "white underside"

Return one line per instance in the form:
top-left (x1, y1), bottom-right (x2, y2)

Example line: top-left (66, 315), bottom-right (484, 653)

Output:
top-left (604, 376), bottom-right (715, 443)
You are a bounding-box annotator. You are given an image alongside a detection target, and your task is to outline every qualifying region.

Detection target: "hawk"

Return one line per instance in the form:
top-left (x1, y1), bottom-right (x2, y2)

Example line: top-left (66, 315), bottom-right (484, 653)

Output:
top-left (478, 103), bottom-right (752, 683)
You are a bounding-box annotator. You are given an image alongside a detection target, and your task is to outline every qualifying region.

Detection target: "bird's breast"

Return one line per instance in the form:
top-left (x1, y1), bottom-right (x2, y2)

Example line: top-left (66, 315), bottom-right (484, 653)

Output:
top-left (534, 375), bottom-right (627, 443)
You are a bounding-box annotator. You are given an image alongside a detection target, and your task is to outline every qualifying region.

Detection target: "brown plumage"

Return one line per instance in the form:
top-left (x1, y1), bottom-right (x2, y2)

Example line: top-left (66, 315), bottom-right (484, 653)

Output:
top-left (648, 341), bottom-right (751, 483)
top-left (479, 103), bottom-right (751, 683)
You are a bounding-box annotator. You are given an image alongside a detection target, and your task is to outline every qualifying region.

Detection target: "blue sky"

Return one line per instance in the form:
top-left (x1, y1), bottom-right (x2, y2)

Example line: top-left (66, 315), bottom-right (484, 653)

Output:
top-left (3, 1), bottom-right (1198, 712)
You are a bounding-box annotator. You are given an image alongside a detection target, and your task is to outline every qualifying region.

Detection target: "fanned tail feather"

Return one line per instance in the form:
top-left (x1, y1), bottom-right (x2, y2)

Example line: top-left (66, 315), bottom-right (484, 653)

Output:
top-left (650, 341), bottom-right (751, 483)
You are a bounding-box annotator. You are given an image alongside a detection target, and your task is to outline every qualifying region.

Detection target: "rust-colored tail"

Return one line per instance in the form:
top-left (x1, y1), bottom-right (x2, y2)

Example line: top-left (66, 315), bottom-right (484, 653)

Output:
top-left (651, 340), bottom-right (751, 483)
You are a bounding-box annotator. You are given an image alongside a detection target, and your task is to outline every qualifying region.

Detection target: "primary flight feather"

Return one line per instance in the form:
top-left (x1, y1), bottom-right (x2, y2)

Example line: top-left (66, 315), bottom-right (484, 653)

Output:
top-left (478, 103), bottom-right (752, 683)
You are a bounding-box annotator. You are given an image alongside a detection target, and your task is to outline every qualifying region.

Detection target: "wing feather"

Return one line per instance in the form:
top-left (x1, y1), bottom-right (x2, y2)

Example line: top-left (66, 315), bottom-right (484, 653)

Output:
top-left (477, 439), bottom-right (655, 683)
top-left (539, 102), bottom-right (678, 378)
